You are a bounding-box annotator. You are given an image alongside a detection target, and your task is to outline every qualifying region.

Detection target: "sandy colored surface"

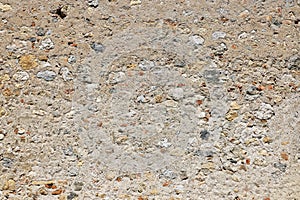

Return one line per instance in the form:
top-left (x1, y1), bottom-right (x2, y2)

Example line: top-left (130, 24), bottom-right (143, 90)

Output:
top-left (0, 0), bottom-right (299, 199)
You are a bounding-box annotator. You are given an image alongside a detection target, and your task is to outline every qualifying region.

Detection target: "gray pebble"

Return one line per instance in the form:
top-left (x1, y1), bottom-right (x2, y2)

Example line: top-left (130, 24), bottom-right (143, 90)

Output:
top-left (157, 138), bottom-right (172, 148)
top-left (238, 32), bottom-right (248, 39)
top-left (138, 60), bottom-right (155, 71)
top-left (39, 38), bottom-right (55, 50)
top-left (13, 71), bottom-right (29, 81)
top-left (63, 146), bottom-right (74, 156)
top-left (91, 42), bottom-right (105, 53)
top-left (136, 95), bottom-right (147, 103)
top-left (36, 70), bottom-right (57, 81)
top-left (212, 31), bottom-right (226, 40)
top-left (254, 103), bottom-right (274, 120)
top-left (287, 55), bottom-right (300, 70)
top-left (88, 0), bottom-right (99, 7)
top-left (73, 181), bottom-right (84, 191)
top-left (161, 169), bottom-right (177, 179)
top-left (200, 129), bottom-right (210, 140)
top-left (169, 88), bottom-right (184, 101)
top-left (60, 67), bottom-right (73, 81)
top-left (246, 85), bottom-right (258, 95)
top-left (203, 69), bottom-right (220, 83)
top-left (29, 37), bottom-right (37, 42)
top-left (2, 157), bottom-right (13, 168)
top-left (67, 192), bottom-right (78, 200)
top-left (36, 27), bottom-right (45, 36)
top-left (68, 167), bottom-right (78, 176)
top-left (285, 0), bottom-right (295, 7)
top-left (88, 104), bottom-right (99, 112)
top-left (68, 55), bottom-right (76, 64)
top-left (274, 162), bottom-right (287, 172)
top-left (189, 34), bottom-right (205, 45)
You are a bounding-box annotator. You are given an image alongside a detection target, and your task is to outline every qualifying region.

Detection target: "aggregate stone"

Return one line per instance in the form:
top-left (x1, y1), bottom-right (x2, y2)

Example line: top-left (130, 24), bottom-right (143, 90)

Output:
top-left (67, 192), bottom-right (78, 200)
top-left (212, 31), bottom-right (226, 40)
top-left (169, 87), bottom-right (184, 101)
top-left (3, 179), bottom-right (16, 191)
top-left (19, 54), bottom-right (38, 70)
top-left (254, 103), bottom-right (275, 120)
top-left (63, 146), bottom-right (74, 156)
top-left (200, 129), bottom-right (210, 140)
top-left (161, 169), bottom-right (177, 180)
top-left (287, 55), bottom-right (300, 70)
top-left (138, 60), bottom-right (155, 71)
top-left (13, 71), bottom-right (29, 81)
top-left (90, 42), bottom-right (105, 53)
top-left (68, 55), bottom-right (76, 64)
top-left (6, 40), bottom-right (28, 53)
top-left (2, 157), bottom-right (13, 168)
top-left (36, 70), bottom-right (57, 81)
top-left (274, 162), bottom-right (287, 172)
top-left (189, 34), bottom-right (205, 46)
top-left (60, 67), bottom-right (73, 81)
top-left (36, 27), bottom-right (46, 36)
top-left (87, 0), bottom-right (99, 7)
top-left (39, 38), bottom-right (55, 50)
top-left (157, 138), bottom-right (172, 148)
top-left (68, 167), bottom-right (79, 177)
top-left (0, 3), bottom-right (12, 12)
top-left (73, 181), bottom-right (84, 191)
top-left (0, 107), bottom-right (6, 117)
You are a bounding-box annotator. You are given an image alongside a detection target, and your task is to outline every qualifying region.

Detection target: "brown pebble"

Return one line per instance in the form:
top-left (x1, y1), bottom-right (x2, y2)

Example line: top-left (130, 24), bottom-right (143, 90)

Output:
top-left (263, 136), bottom-right (272, 143)
top-left (19, 54), bottom-right (38, 70)
top-left (52, 188), bottom-right (63, 195)
top-left (280, 152), bottom-right (289, 161)
top-left (39, 188), bottom-right (48, 195)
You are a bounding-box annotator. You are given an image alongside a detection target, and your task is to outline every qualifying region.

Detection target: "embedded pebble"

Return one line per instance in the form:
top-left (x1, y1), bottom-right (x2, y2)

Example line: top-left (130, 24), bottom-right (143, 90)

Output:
top-left (36, 70), bottom-right (57, 81)
top-left (3, 180), bottom-right (16, 191)
top-left (189, 34), bottom-right (205, 45)
top-left (19, 55), bottom-right (38, 70)
top-left (91, 42), bottom-right (105, 53)
top-left (138, 60), bottom-right (155, 71)
top-left (0, 3), bottom-right (12, 12)
top-left (13, 71), bottom-right (29, 81)
top-left (254, 103), bottom-right (275, 120)
top-left (157, 138), bottom-right (172, 148)
top-left (0, 107), bottom-right (7, 117)
top-left (87, 0), bottom-right (99, 7)
top-left (36, 27), bottom-right (46, 36)
top-left (68, 55), bottom-right (76, 64)
top-left (169, 88), bottom-right (184, 101)
top-left (212, 31), bottom-right (226, 40)
top-left (60, 67), bottom-right (73, 81)
top-left (39, 38), bottom-right (55, 50)
top-left (73, 182), bottom-right (84, 191)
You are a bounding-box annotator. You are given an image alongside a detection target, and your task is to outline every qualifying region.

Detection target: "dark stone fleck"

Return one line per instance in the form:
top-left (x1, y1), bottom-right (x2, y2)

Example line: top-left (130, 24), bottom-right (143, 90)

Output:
top-left (29, 37), bottom-right (37, 42)
top-left (274, 162), bottom-right (287, 172)
top-left (56, 7), bottom-right (67, 19)
top-left (36, 27), bottom-right (45, 36)
top-left (200, 129), bottom-right (210, 140)
top-left (67, 192), bottom-right (78, 200)
top-left (91, 42), bottom-right (105, 53)
top-left (63, 146), bottom-right (74, 156)
top-left (2, 157), bottom-right (13, 168)
top-left (246, 86), bottom-right (258, 95)
top-left (73, 181), bottom-right (84, 191)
